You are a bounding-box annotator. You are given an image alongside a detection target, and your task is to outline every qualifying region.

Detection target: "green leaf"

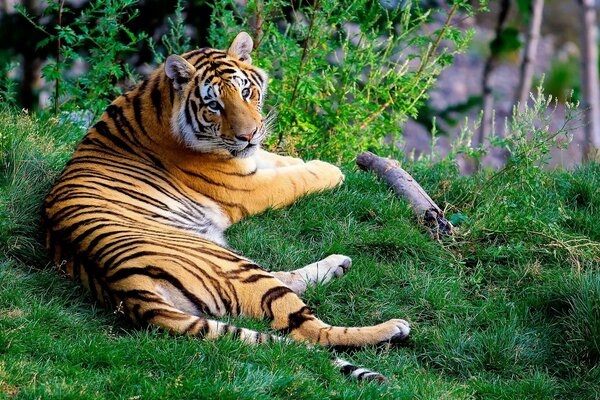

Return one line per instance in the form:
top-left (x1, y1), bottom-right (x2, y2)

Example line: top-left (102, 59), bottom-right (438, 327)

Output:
top-left (490, 27), bottom-right (522, 56)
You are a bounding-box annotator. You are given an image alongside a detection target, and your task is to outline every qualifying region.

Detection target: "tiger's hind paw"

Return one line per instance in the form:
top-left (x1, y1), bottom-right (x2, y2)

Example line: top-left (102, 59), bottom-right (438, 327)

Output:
top-left (379, 319), bottom-right (411, 344)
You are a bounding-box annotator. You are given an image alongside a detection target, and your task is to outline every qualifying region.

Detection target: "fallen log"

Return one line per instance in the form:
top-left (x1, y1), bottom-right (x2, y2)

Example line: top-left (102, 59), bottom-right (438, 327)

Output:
top-left (356, 151), bottom-right (454, 239)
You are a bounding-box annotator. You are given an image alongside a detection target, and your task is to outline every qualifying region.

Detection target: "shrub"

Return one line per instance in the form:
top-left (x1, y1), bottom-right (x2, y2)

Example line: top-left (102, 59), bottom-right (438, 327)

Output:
top-left (208, 0), bottom-right (478, 161)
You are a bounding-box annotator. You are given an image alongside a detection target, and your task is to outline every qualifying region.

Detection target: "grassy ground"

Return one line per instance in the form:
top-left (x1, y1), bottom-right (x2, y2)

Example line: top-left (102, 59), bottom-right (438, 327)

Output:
top-left (1, 108), bottom-right (599, 399)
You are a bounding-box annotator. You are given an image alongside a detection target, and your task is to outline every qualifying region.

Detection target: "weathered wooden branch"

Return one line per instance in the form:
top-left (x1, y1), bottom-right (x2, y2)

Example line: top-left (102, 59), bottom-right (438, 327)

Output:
top-left (356, 151), bottom-right (454, 239)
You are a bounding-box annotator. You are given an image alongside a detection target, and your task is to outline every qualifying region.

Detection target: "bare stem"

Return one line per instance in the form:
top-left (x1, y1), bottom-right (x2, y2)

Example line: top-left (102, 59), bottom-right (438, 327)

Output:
top-left (513, 0), bottom-right (544, 113)
top-left (279, 0), bottom-right (320, 144)
top-left (250, 0), bottom-right (264, 53)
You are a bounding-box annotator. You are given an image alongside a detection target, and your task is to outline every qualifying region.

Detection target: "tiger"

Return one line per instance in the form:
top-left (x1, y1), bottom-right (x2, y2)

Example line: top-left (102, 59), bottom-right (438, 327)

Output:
top-left (43, 32), bottom-right (411, 382)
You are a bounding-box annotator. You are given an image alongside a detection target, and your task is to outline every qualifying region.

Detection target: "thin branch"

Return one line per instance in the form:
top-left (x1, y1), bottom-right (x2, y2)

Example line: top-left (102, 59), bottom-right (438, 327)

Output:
top-left (358, 4), bottom-right (458, 131)
top-left (579, 0), bottom-right (600, 162)
top-left (54, 0), bottom-right (66, 115)
top-left (356, 151), bottom-right (454, 239)
top-left (279, 0), bottom-right (321, 144)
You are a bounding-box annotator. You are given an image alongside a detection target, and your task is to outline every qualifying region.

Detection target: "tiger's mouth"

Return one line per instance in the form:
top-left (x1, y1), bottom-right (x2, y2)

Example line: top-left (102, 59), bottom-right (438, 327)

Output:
top-left (229, 142), bottom-right (258, 158)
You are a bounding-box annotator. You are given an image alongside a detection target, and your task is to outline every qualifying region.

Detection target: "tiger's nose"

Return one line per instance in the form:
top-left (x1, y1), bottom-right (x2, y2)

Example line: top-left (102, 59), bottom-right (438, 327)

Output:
top-left (235, 132), bottom-right (254, 142)
top-left (235, 127), bottom-right (257, 142)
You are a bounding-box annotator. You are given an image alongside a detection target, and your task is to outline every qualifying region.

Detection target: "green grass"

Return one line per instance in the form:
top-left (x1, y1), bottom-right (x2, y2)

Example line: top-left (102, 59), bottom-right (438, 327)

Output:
top-left (1, 107), bottom-right (599, 399)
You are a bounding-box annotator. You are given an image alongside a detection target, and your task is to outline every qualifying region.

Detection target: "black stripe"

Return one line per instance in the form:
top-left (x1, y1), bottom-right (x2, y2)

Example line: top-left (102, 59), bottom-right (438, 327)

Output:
top-left (260, 286), bottom-right (293, 320)
top-left (93, 121), bottom-right (136, 155)
top-left (132, 94), bottom-right (149, 138)
top-left (107, 266), bottom-right (212, 314)
top-left (141, 308), bottom-right (190, 324)
top-left (183, 49), bottom-right (204, 61)
top-left (339, 364), bottom-right (358, 376)
top-left (111, 289), bottom-right (166, 303)
top-left (106, 104), bottom-right (146, 150)
top-left (218, 68), bottom-right (238, 76)
top-left (248, 70), bottom-right (265, 87)
top-left (241, 274), bottom-right (273, 283)
top-left (357, 371), bottom-right (372, 379)
top-left (220, 167), bottom-right (258, 177)
top-left (283, 306), bottom-right (313, 334)
top-left (184, 90), bottom-right (193, 126)
top-left (177, 167), bottom-right (253, 192)
top-left (185, 318), bottom-right (209, 337)
top-left (228, 325), bottom-right (243, 340)
top-left (150, 77), bottom-right (163, 122)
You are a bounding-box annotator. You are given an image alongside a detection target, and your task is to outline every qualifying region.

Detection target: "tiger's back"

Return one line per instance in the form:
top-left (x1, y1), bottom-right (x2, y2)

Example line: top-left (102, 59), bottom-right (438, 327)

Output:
top-left (43, 32), bottom-right (410, 382)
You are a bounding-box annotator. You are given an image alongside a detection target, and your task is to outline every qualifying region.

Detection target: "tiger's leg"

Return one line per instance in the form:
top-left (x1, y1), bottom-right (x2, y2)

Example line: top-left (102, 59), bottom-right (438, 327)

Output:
top-left (271, 254), bottom-right (351, 295)
top-left (119, 290), bottom-right (388, 381)
top-left (239, 277), bottom-right (410, 347)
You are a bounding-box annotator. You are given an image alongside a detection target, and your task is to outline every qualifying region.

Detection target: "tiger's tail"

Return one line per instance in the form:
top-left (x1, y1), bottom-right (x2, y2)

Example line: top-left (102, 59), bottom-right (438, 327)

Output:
top-left (332, 357), bottom-right (387, 382)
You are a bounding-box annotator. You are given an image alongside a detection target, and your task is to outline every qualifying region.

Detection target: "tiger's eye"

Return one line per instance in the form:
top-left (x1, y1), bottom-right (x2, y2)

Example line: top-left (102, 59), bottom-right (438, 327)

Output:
top-left (242, 88), bottom-right (251, 99)
top-left (207, 101), bottom-right (220, 110)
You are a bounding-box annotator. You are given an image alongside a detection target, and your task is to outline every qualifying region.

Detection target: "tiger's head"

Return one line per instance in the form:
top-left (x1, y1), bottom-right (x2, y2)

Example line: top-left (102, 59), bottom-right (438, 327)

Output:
top-left (165, 32), bottom-right (270, 158)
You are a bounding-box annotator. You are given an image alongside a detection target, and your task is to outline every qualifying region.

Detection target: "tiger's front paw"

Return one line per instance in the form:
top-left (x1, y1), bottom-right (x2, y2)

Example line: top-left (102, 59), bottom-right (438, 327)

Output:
top-left (306, 160), bottom-right (345, 188)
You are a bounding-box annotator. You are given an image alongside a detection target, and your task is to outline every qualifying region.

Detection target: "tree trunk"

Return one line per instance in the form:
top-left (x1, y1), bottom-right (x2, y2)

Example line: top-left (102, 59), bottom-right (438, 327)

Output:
top-left (477, 0), bottom-right (511, 149)
top-left (514, 0), bottom-right (544, 113)
top-left (579, 0), bottom-right (600, 162)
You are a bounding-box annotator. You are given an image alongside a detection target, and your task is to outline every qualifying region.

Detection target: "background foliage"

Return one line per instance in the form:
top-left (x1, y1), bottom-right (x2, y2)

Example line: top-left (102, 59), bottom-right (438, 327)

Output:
top-left (12, 0), bottom-right (479, 160)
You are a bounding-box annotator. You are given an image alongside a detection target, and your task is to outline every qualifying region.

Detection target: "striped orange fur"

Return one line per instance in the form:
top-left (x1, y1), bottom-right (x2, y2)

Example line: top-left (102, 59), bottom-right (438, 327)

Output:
top-left (43, 32), bottom-right (410, 381)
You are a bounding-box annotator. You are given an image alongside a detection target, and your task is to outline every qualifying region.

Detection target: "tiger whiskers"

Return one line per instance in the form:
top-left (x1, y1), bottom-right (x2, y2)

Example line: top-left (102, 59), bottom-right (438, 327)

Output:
top-left (252, 109), bottom-right (277, 145)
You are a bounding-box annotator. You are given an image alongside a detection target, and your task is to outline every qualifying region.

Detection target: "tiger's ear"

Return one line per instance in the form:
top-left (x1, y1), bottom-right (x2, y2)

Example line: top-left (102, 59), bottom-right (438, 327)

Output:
top-left (227, 32), bottom-right (254, 64)
top-left (165, 55), bottom-right (195, 91)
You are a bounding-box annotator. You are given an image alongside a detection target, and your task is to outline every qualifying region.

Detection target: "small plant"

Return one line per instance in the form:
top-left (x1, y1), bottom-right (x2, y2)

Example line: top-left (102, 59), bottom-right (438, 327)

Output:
top-left (0, 105), bottom-right (83, 265)
top-left (18, 0), bottom-right (148, 118)
top-left (562, 272), bottom-right (600, 365)
top-left (435, 86), bottom-right (598, 272)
